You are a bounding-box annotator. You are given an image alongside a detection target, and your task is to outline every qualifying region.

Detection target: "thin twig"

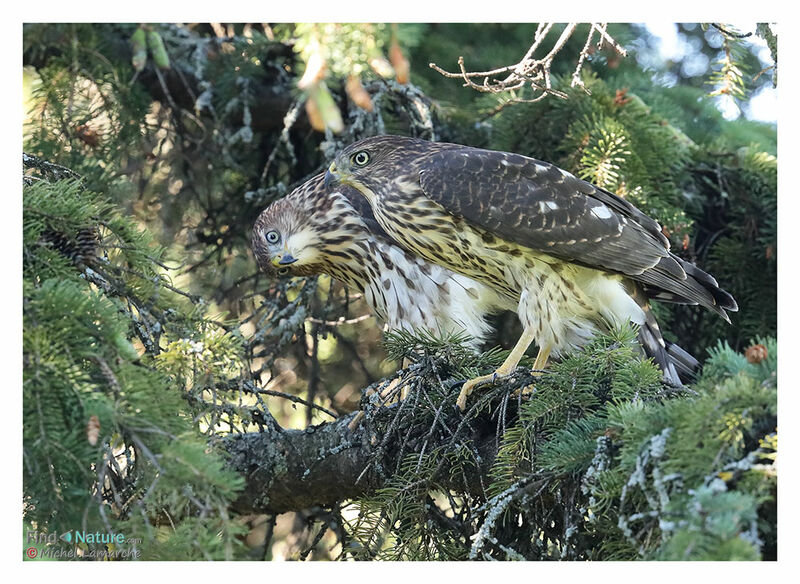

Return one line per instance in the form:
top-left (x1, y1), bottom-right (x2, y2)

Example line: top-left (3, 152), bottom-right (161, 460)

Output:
top-left (711, 23), bottom-right (753, 39)
top-left (430, 23), bottom-right (627, 105)
top-left (247, 387), bottom-right (338, 420)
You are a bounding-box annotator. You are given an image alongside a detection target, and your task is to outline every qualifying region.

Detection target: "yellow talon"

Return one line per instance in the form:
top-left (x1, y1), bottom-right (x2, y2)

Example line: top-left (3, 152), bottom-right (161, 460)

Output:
top-left (457, 341), bottom-right (552, 411)
top-left (457, 372), bottom-right (506, 410)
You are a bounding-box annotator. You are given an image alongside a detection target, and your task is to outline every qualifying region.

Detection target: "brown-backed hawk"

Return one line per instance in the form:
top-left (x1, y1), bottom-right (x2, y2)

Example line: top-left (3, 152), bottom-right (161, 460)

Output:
top-left (252, 174), bottom-right (512, 346)
top-left (324, 135), bottom-right (735, 409)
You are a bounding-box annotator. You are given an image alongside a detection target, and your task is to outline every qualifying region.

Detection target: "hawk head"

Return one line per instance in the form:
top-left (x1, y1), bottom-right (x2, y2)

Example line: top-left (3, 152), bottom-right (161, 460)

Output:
top-left (324, 135), bottom-right (437, 201)
top-left (252, 195), bottom-right (323, 278)
top-left (252, 175), bottom-right (371, 279)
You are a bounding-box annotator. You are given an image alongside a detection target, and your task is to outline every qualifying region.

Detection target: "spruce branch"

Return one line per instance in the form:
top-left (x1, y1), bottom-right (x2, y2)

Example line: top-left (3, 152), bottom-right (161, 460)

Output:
top-left (223, 402), bottom-right (499, 514)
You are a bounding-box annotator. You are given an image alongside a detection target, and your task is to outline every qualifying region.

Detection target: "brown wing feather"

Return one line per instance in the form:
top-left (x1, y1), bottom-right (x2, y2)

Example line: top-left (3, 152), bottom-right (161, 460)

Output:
top-left (417, 145), bottom-right (736, 318)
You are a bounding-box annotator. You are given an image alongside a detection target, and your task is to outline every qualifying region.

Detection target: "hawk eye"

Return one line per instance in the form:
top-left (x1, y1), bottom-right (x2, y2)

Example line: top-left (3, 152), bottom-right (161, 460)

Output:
top-left (265, 230), bottom-right (280, 244)
top-left (277, 267), bottom-right (290, 276)
top-left (351, 151), bottom-right (370, 167)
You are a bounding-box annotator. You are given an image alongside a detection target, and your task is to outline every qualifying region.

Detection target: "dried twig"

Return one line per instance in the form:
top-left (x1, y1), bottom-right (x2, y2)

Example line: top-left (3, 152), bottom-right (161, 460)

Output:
top-left (429, 23), bottom-right (627, 103)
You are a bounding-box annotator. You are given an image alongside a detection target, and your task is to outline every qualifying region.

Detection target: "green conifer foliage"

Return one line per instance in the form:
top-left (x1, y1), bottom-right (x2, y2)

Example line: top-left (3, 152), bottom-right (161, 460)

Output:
top-left (341, 327), bottom-right (775, 560)
top-left (23, 160), bottom-right (247, 560)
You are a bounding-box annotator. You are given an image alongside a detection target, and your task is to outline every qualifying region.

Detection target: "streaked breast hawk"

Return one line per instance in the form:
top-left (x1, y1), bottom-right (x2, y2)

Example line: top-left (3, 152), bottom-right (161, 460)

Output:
top-left (324, 135), bottom-right (735, 409)
top-left (252, 173), bottom-right (512, 347)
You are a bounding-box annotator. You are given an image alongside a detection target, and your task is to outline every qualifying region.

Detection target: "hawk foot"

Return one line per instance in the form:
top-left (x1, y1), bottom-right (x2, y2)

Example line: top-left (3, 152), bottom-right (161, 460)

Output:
top-left (456, 370), bottom-right (512, 411)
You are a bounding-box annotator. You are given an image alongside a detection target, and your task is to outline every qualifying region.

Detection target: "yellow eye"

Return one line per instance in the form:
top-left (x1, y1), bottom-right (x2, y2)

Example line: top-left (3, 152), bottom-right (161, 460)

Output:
top-left (277, 267), bottom-right (290, 276)
top-left (352, 151), bottom-right (370, 167)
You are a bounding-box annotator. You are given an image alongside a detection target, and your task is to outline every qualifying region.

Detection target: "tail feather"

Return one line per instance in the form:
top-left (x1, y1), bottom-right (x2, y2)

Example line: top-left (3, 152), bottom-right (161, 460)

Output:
top-left (629, 284), bottom-right (700, 386)
top-left (664, 339), bottom-right (700, 383)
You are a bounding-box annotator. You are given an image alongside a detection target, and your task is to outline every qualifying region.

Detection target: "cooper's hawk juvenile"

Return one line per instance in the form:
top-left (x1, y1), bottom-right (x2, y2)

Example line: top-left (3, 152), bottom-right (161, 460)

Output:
top-left (324, 135), bottom-right (735, 409)
top-left (252, 174), bottom-right (512, 346)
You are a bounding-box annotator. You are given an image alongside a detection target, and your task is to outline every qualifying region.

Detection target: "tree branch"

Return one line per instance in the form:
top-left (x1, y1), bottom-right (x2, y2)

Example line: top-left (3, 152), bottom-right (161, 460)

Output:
top-left (23, 24), bottom-right (299, 134)
top-left (429, 22), bottom-right (627, 103)
top-left (223, 400), bottom-right (501, 515)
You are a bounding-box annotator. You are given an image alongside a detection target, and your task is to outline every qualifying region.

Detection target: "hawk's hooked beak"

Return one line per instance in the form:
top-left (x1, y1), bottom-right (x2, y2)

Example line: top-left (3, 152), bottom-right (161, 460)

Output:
top-left (271, 253), bottom-right (298, 267)
top-left (324, 163), bottom-right (341, 191)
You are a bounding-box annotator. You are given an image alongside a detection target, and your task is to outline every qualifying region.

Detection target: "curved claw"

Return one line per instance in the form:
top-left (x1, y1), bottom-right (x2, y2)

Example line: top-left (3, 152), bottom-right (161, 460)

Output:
top-left (456, 371), bottom-right (509, 411)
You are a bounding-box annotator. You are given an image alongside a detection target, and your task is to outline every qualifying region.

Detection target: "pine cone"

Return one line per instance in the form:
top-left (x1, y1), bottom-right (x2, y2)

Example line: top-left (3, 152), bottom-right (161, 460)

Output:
top-left (40, 226), bottom-right (100, 266)
top-left (745, 343), bottom-right (768, 364)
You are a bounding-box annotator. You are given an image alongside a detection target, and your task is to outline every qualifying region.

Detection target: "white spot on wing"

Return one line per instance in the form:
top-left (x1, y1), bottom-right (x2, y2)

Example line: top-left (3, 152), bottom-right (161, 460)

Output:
top-left (538, 200), bottom-right (560, 213)
top-left (590, 204), bottom-right (613, 220)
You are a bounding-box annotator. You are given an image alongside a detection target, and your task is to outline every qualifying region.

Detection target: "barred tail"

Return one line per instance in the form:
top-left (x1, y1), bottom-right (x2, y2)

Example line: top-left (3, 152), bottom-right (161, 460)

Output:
top-left (664, 339), bottom-right (700, 383)
top-left (630, 284), bottom-right (700, 386)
